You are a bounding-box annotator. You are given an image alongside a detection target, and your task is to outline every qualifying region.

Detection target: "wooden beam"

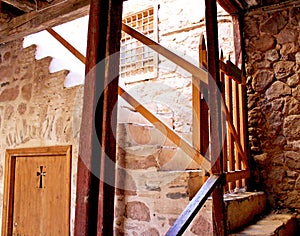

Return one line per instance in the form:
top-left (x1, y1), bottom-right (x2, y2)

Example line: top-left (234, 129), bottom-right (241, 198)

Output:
top-left (232, 14), bottom-right (243, 67)
top-left (226, 170), bottom-right (250, 182)
top-left (74, 0), bottom-right (123, 235)
top-left (166, 175), bottom-right (221, 235)
top-left (122, 23), bottom-right (208, 85)
top-left (96, 0), bottom-right (123, 235)
top-left (46, 28), bottom-right (86, 64)
top-left (217, 0), bottom-right (243, 14)
top-left (74, 0), bottom-right (107, 234)
top-left (46, 27), bottom-right (211, 174)
top-left (205, 0), bottom-right (227, 235)
top-left (0, 0), bottom-right (90, 44)
top-left (119, 86), bottom-right (211, 172)
top-left (2, 0), bottom-right (35, 12)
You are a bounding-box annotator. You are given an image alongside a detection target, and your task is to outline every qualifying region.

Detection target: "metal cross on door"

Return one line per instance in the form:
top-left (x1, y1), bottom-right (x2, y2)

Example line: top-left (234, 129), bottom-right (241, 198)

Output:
top-left (37, 165), bottom-right (46, 188)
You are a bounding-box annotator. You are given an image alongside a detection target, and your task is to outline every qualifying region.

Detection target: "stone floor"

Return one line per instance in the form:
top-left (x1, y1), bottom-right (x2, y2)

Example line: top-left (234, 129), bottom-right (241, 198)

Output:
top-left (230, 213), bottom-right (299, 236)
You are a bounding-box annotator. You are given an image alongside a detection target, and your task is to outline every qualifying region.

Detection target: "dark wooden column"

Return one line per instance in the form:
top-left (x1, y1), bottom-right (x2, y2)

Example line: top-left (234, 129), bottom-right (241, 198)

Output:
top-left (205, 0), bottom-right (227, 235)
top-left (74, 0), bottom-right (123, 235)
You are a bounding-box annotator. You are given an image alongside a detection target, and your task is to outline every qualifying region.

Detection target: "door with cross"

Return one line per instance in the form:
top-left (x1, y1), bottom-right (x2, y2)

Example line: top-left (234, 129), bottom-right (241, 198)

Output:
top-left (2, 146), bottom-right (71, 236)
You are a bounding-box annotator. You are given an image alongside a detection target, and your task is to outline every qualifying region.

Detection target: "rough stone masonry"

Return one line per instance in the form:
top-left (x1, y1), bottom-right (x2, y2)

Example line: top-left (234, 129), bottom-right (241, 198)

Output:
top-left (244, 6), bottom-right (300, 213)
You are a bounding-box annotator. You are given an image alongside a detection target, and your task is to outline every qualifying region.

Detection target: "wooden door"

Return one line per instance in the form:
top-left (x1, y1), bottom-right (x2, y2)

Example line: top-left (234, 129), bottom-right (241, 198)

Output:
top-left (2, 146), bottom-right (71, 236)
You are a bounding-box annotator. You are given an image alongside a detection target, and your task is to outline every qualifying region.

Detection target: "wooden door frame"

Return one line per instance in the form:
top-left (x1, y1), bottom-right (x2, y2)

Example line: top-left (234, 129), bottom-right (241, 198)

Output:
top-left (2, 145), bottom-right (72, 236)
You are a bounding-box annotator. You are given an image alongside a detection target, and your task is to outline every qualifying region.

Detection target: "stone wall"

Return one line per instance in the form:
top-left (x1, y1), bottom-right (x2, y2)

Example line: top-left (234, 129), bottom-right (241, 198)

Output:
top-left (244, 6), bottom-right (300, 213)
top-left (0, 39), bottom-right (83, 234)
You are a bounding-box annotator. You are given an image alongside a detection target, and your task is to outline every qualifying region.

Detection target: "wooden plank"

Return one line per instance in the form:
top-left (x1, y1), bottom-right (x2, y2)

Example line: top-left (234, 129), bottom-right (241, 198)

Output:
top-left (232, 15), bottom-right (242, 68)
top-left (225, 75), bottom-right (236, 191)
top-left (233, 80), bottom-right (242, 188)
top-left (219, 60), bottom-right (243, 84)
top-left (166, 175), bottom-right (221, 236)
top-left (192, 75), bottom-right (201, 153)
top-left (122, 23), bottom-right (208, 85)
top-left (0, 0), bottom-right (90, 44)
top-left (96, 1), bottom-right (123, 235)
top-left (220, 53), bottom-right (228, 192)
top-left (226, 170), bottom-right (250, 183)
top-left (47, 28), bottom-right (86, 64)
top-left (198, 34), bottom-right (209, 157)
top-left (2, 0), bottom-right (35, 12)
top-left (239, 84), bottom-right (247, 163)
top-left (222, 101), bottom-right (248, 168)
top-left (74, 0), bottom-right (110, 234)
top-left (119, 86), bottom-right (211, 172)
top-left (205, 0), bottom-right (226, 235)
top-left (216, 0), bottom-right (242, 14)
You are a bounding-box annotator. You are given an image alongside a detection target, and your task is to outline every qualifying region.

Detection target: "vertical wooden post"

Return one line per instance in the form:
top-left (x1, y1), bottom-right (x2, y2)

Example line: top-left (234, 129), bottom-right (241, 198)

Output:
top-left (225, 74), bottom-right (235, 191)
top-left (220, 51), bottom-right (228, 192)
top-left (74, 0), bottom-right (123, 235)
top-left (205, 0), bottom-right (227, 235)
top-left (96, 0), bottom-right (123, 235)
top-left (232, 15), bottom-right (242, 68)
top-left (191, 34), bottom-right (209, 195)
top-left (233, 79), bottom-right (242, 189)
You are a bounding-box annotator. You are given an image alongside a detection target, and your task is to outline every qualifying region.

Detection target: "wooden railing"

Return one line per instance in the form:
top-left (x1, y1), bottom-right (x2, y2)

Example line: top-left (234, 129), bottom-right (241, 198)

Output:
top-left (195, 35), bottom-right (250, 192)
top-left (47, 23), bottom-right (249, 234)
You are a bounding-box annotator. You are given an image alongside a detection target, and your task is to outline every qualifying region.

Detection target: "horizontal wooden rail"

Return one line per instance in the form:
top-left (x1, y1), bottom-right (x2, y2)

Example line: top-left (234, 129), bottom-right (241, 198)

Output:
top-left (122, 23), bottom-right (208, 85)
top-left (226, 170), bottom-right (250, 182)
top-left (119, 86), bottom-right (211, 172)
top-left (166, 175), bottom-right (222, 235)
top-left (219, 60), bottom-right (245, 84)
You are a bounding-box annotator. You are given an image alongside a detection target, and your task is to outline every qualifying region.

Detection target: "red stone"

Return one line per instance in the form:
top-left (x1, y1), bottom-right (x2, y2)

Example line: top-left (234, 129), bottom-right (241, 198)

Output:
top-left (125, 201), bottom-right (150, 222)
top-left (0, 86), bottom-right (19, 102)
top-left (21, 83), bottom-right (32, 101)
top-left (17, 103), bottom-right (27, 115)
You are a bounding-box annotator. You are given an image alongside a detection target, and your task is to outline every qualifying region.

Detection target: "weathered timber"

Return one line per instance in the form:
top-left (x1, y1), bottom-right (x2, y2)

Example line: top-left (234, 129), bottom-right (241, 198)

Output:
top-left (166, 175), bottom-right (221, 235)
top-left (47, 28), bottom-right (86, 64)
top-left (2, 0), bottom-right (35, 12)
top-left (96, 0), bottom-right (123, 235)
top-left (0, 0), bottom-right (90, 44)
top-left (205, 0), bottom-right (227, 235)
top-left (217, 0), bottom-right (243, 14)
top-left (47, 26), bottom-right (211, 174)
top-left (122, 23), bottom-right (208, 85)
top-left (74, 0), bottom-right (123, 235)
top-left (119, 86), bottom-right (211, 172)
top-left (226, 170), bottom-right (250, 183)
top-left (74, 0), bottom-right (107, 235)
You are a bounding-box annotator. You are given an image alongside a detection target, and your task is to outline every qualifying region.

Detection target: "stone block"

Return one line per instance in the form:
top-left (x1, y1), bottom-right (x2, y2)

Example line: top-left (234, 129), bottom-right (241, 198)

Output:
top-left (231, 213), bottom-right (299, 236)
top-left (225, 192), bottom-right (266, 232)
top-left (252, 70), bottom-right (274, 92)
top-left (250, 35), bottom-right (276, 52)
top-left (124, 153), bottom-right (158, 170)
top-left (157, 148), bottom-right (200, 171)
top-left (277, 28), bottom-right (299, 44)
top-left (0, 86), bottom-right (19, 102)
top-left (265, 49), bottom-right (279, 62)
top-left (283, 115), bottom-right (300, 140)
top-left (273, 61), bottom-right (295, 80)
top-left (266, 81), bottom-right (291, 100)
top-left (261, 12), bottom-right (288, 35)
top-left (292, 85), bottom-right (300, 101)
top-left (125, 201), bottom-right (151, 222)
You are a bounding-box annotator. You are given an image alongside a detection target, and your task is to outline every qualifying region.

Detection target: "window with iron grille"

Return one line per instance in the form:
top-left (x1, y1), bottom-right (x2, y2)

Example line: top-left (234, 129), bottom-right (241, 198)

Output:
top-left (120, 6), bottom-right (158, 83)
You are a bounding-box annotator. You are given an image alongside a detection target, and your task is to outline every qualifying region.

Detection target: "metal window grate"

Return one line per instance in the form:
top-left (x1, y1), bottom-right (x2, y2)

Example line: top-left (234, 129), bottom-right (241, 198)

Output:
top-left (120, 7), bottom-right (158, 83)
